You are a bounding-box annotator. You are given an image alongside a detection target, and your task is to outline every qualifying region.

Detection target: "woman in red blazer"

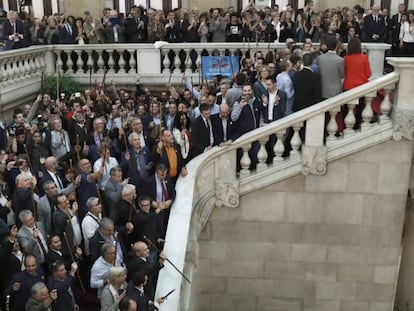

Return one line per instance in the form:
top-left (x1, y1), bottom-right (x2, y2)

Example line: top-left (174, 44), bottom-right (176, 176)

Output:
top-left (343, 38), bottom-right (372, 90)
top-left (336, 38), bottom-right (372, 131)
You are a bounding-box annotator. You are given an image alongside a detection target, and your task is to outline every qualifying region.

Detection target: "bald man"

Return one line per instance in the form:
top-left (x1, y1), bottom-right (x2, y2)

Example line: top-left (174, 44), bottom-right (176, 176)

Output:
top-left (126, 241), bottom-right (165, 299)
top-left (211, 103), bottom-right (236, 147)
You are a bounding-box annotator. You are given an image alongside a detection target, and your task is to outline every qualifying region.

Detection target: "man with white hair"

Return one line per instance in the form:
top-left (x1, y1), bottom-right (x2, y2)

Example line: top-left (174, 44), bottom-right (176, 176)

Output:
top-left (363, 4), bottom-right (386, 42)
top-left (12, 173), bottom-right (37, 227)
top-left (25, 282), bottom-right (57, 311)
top-left (3, 10), bottom-right (27, 49)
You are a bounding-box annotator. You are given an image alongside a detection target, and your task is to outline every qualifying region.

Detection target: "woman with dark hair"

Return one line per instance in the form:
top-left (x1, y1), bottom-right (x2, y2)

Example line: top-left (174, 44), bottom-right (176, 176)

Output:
top-left (339, 37), bottom-right (372, 131)
top-left (75, 17), bottom-right (87, 44)
top-left (399, 11), bottom-right (414, 56)
top-left (343, 38), bottom-right (371, 91)
top-left (25, 130), bottom-right (50, 177)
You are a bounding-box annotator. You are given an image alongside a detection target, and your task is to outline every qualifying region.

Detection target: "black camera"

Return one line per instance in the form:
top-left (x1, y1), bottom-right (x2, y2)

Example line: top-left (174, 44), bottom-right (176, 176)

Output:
top-left (8, 125), bottom-right (24, 136)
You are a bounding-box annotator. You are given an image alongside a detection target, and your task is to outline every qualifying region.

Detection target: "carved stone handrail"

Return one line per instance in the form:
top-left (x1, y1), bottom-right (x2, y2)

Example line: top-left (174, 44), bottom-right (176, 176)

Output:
top-left (0, 42), bottom-right (390, 113)
top-left (155, 65), bottom-right (403, 310)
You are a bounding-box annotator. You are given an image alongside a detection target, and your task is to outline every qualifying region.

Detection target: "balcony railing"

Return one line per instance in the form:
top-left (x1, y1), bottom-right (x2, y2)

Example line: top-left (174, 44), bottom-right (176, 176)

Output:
top-left (154, 57), bottom-right (414, 310)
top-left (0, 42), bottom-right (390, 115)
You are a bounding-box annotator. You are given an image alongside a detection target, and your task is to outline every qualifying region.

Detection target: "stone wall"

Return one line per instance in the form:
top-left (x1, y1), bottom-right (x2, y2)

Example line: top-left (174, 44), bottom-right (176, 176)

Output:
top-left (190, 140), bottom-right (413, 311)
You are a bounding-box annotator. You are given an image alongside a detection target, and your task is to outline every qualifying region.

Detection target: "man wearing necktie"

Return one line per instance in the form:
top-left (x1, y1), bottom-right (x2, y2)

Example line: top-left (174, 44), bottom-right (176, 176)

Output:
top-left (3, 10), bottom-right (27, 49)
top-left (391, 3), bottom-right (406, 55)
top-left (142, 163), bottom-right (176, 239)
top-left (17, 210), bottom-right (48, 265)
top-left (58, 18), bottom-right (77, 44)
top-left (190, 103), bottom-right (214, 158)
top-left (363, 4), bottom-right (386, 42)
top-left (125, 7), bottom-right (148, 43)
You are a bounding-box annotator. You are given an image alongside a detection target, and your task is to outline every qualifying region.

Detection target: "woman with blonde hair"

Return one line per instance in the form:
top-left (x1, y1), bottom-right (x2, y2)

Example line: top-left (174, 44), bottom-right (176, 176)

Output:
top-left (100, 266), bottom-right (127, 311)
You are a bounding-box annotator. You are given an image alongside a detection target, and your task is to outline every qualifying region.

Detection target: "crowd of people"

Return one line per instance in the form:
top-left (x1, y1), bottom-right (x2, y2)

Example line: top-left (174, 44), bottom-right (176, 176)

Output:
top-left (0, 1), bottom-right (410, 311)
top-left (0, 1), bottom-right (413, 54)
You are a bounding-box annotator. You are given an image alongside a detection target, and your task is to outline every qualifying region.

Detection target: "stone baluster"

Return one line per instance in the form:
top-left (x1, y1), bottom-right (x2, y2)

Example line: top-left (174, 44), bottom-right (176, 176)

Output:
top-left (290, 123), bottom-right (303, 157)
top-left (86, 51), bottom-right (93, 74)
top-left (162, 50), bottom-right (171, 76)
top-left (195, 51), bottom-right (201, 80)
top-left (39, 52), bottom-right (46, 72)
top-left (75, 50), bottom-right (83, 73)
top-left (173, 49), bottom-right (181, 74)
top-left (0, 61), bottom-right (6, 83)
top-left (66, 51), bottom-right (74, 74)
top-left (344, 99), bottom-right (358, 136)
top-left (56, 52), bottom-right (63, 74)
top-left (240, 145), bottom-right (251, 177)
top-left (15, 56), bottom-right (23, 79)
top-left (326, 108), bottom-right (340, 141)
top-left (118, 50), bottom-right (126, 74)
top-left (380, 85), bottom-right (394, 124)
top-left (97, 51), bottom-right (105, 72)
top-left (361, 92), bottom-right (376, 130)
top-left (256, 137), bottom-right (268, 171)
top-left (273, 130), bottom-right (286, 162)
top-left (12, 57), bottom-right (20, 80)
top-left (20, 56), bottom-right (27, 78)
top-left (107, 50), bottom-right (115, 73)
top-left (128, 48), bottom-right (136, 73)
top-left (4, 61), bottom-right (13, 84)
top-left (24, 56), bottom-right (31, 77)
top-left (34, 54), bottom-right (42, 73)
top-left (185, 49), bottom-right (192, 76)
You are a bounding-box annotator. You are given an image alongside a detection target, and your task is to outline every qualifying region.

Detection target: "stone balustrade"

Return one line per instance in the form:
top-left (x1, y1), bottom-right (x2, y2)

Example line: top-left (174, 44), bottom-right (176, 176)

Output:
top-left (155, 58), bottom-right (414, 311)
top-left (0, 42), bottom-right (390, 117)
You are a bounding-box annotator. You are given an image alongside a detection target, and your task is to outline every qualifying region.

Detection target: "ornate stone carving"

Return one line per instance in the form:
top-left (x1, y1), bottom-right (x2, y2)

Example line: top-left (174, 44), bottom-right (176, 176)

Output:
top-left (393, 108), bottom-right (414, 141)
top-left (215, 180), bottom-right (240, 208)
top-left (301, 145), bottom-right (327, 175)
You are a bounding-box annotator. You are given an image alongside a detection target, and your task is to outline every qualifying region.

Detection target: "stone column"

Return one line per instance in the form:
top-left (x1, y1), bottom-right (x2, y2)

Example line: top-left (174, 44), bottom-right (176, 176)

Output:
top-left (362, 43), bottom-right (392, 79)
top-left (387, 57), bottom-right (414, 140)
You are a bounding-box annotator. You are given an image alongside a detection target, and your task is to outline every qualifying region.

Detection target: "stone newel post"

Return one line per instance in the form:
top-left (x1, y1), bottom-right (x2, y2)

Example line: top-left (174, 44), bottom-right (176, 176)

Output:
top-left (387, 57), bottom-right (414, 140)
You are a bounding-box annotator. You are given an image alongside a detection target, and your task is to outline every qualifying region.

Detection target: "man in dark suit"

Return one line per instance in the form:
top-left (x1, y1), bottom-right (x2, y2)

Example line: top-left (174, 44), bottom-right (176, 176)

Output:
top-left (58, 18), bottom-right (77, 44)
top-left (47, 261), bottom-right (78, 311)
top-left (362, 5), bottom-right (386, 42)
top-left (190, 103), bottom-right (214, 158)
top-left (126, 271), bottom-right (165, 311)
top-left (39, 156), bottom-right (72, 197)
top-left (124, 7), bottom-right (148, 43)
top-left (121, 132), bottom-right (153, 190)
top-left (142, 163), bottom-right (175, 239)
top-left (2, 10), bottom-right (28, 49)
top-left (46, 234), bottom-right (79, 274)
top-left (230, 83), bottom-right (263, 169)
top-left (230, 84), bottom-right (262, 139)
top-left (295, 0), bottom-right (314, 28)
top-left (126, 241), bottom-right (165, 300)
top-left (261, 76), bottom-right (287, 162)
top-left (390, 3), bottom-right (406, 55)
top-left (52, 194), bottom-right (82, 256)
top-left (211, 103), bottom-right (236, 146)
top-left (292, 53), bottom-right (322, 112)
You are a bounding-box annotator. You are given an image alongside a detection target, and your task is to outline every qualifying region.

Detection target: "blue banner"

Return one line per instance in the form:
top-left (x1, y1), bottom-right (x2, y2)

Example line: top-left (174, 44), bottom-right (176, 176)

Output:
top-left (201, 56), bottom-right (239, 81)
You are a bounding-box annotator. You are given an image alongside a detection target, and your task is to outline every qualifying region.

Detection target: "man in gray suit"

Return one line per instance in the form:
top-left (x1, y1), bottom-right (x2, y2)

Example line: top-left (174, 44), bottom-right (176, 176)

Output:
top-left (37, 181), bottom-right (58, 235)
top-left (104, 166), bottom-right (128, 219)
top-left (17, 210), bottom-right (48, 264)
top-left (317, 37), bottom-right (345, 99)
